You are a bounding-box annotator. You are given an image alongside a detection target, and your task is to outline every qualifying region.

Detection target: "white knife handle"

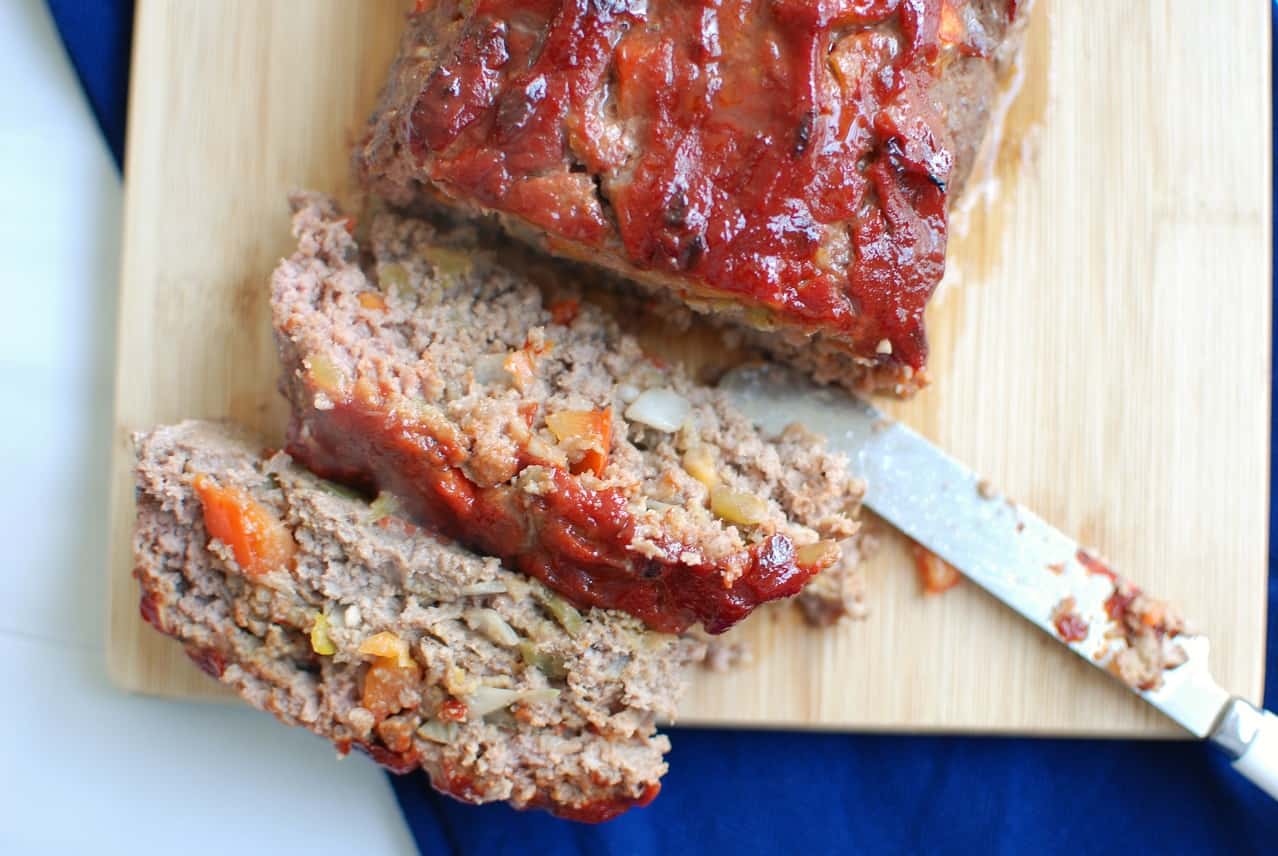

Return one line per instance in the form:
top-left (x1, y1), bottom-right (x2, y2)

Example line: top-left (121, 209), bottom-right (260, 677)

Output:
top-left (1211, 698), bottom-right (1278, 800)
top-left (1232, 710), bottom-right (1278, 799)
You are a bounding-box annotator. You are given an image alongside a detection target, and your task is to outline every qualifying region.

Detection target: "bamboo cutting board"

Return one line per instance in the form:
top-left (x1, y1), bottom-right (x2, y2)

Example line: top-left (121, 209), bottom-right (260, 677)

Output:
top-left (107, 0), bottom-right (1271, 735)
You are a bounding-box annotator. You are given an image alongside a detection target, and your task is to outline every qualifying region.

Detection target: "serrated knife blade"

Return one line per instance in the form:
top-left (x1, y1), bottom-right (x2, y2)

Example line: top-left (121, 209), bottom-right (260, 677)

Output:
top-left (720, 364), bottom-right (1278, 799)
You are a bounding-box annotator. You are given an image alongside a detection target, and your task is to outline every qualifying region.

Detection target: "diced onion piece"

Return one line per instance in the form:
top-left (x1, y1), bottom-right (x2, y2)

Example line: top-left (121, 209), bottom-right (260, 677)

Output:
top-left (358, 631), bottom-right (414, 668)
top-left (344, 604), bottom-right (362, 628)
top-left (465, 608), bottom-right (520, 647)
top-left (367, 491), bottom-right (400, 524)
top-left (466, 686), bottom-right (561, 720)
top-left (473, 353), bottom-right (512, 386)
top-left (710, 486), bottom-right (769, 526)
top-left (505, 576), bottom-right (532, 599)
top-left (467, 686), bottom-right (522, 718)
top-left (304, 353), bottom-right (349, 397)
top-left (318, 479), bottom-right (362, 500)
top-left (422, 246), bottom-right (473, 283)
top-left (416, 720), bottom-right (459, 744)
top-left (460, 580), bottom-right (508, 596)
top-left (504, 350), bottom-right (536, 391)
top-left (533, 590), bottom-right (584, 637)
top-left (310, 614), bottom-right (336, 656)
top-left (518, 641), bottom-right (568, 680)
top-left (518, 688), bottom-right (561, 706)
top-left (625, 388), bottom-right (690, 432)
top-left (795, 540), bottom-right (841, 569)
top-left (682, 445), bottom-right (718, 488)
top-left (377, 262), bottom-right (410, 295)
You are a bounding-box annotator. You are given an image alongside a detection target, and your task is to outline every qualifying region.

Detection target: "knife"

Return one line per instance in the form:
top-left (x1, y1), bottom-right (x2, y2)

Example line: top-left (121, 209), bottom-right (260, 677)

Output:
top-left (720, 363), bottom-right (1278, 800)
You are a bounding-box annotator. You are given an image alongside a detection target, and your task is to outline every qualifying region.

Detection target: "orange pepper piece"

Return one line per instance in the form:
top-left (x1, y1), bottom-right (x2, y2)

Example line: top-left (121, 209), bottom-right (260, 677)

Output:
top-left (192, 474), bottom-right (297, 577)
top-left (910, 542), bottom-right (961, 595)
top-left (546, 408), bottom-right (612, 478)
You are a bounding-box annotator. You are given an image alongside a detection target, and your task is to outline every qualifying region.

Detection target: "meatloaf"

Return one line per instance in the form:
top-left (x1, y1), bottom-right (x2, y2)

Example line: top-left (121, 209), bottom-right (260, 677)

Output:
top-left (133, 420), bottom-right (704, 821)
top-left (273, 193), bottom-right (865, 635)
top-left (356, 0), bottom-right (1027, 393)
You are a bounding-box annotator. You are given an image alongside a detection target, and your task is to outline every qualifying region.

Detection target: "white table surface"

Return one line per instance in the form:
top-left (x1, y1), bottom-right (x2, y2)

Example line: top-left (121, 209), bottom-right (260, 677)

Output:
top-left (0, 3), bottom-right (417, 853)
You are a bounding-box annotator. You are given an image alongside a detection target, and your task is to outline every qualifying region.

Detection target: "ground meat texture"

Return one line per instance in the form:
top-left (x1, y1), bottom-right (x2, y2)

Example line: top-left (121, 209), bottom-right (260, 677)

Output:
top-left (1074, 550), bottom-right (1191, 692)
top-left (272, 193), bottom-right (864, 635)
top-left (356, 0), bottom-right (1027, 394)
top-left (132, 420), bottom-right (705, 821)
top-left (1103, 579), bottom-right (1189, 692)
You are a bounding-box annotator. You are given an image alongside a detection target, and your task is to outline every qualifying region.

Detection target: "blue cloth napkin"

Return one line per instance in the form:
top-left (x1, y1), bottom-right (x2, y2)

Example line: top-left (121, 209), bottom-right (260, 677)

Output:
top-left (51, 1), bottom-right (1278, 851)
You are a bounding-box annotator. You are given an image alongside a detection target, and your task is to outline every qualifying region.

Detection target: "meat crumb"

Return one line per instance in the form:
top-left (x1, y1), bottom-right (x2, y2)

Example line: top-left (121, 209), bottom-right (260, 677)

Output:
top-left (698, 637), bottom-right (754, 672)
top-left (1050, 596), bottom-right (1089, 643)
top-left (1103, 578), bottom-right (1188, 692)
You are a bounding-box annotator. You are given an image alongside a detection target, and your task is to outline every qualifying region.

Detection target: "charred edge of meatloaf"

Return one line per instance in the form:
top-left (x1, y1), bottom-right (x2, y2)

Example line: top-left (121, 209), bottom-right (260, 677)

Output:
top-left (270, 192), bottom-right (865, 635)
top-left (132, 419), bottom-right (704, 821)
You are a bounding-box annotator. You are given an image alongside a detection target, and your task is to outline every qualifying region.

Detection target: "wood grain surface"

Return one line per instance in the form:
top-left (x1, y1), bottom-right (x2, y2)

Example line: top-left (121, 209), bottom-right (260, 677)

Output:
top-left (106, 0), bottom-right (1271, 735)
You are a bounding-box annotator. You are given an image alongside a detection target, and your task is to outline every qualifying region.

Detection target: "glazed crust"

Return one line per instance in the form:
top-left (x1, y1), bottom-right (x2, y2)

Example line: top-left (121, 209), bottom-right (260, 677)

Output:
top-left (356, 0), bottom-right (1027, 393)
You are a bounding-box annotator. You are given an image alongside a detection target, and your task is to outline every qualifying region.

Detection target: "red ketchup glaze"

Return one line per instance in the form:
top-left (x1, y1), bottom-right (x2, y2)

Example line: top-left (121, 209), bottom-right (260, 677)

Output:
top-left (185, 646), bottom-right (227, 679)
top-left (432, 761), bottom-right (658, 820)
top-left (138, 590), bottom-right (164, 632)
top-left (286, 400), bottom-right (821, 635)
top-left (1075, 549), bottom-right (1117, 582)
top-left (406, 0), bottom-right (978, 368)
top-left (432, 762), bottom-right (487, 804)
top-left (531, 781), bottom-right (662, 823)
top-left (438, 698), bottom-right (469, 723)
top-left (1104, 586), bottom-right (1139, 624)
top-left (1053, 611), bottom-right (1088, 643)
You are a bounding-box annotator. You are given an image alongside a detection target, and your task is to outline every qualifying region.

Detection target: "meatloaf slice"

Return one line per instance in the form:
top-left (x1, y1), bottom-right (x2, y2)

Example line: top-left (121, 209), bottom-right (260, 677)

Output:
top-left (133, 420), bottom-right (703, 821)
top-left (355, 0), bottom-right (1027, 394)
top-left (272, 193), bottom-right (864, 635)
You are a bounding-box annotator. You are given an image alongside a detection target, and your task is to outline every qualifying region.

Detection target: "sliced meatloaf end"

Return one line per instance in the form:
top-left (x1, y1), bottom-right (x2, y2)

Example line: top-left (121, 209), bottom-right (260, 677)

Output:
top-left (354, 0), bottom-right (1028, 394)
top-left (272, 192), bottom-right (865, 636)
top-left (133, 419), bottom-right (703, 821)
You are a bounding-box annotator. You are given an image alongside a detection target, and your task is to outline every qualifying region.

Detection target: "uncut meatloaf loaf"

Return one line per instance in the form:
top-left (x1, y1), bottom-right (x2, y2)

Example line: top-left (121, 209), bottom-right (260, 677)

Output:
top-left (133, 420), bottom-right (703, 821)
top-left (273, 192), bottom-right (864, 635)
top-left (356, 0), bottom-right (1027, 394)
